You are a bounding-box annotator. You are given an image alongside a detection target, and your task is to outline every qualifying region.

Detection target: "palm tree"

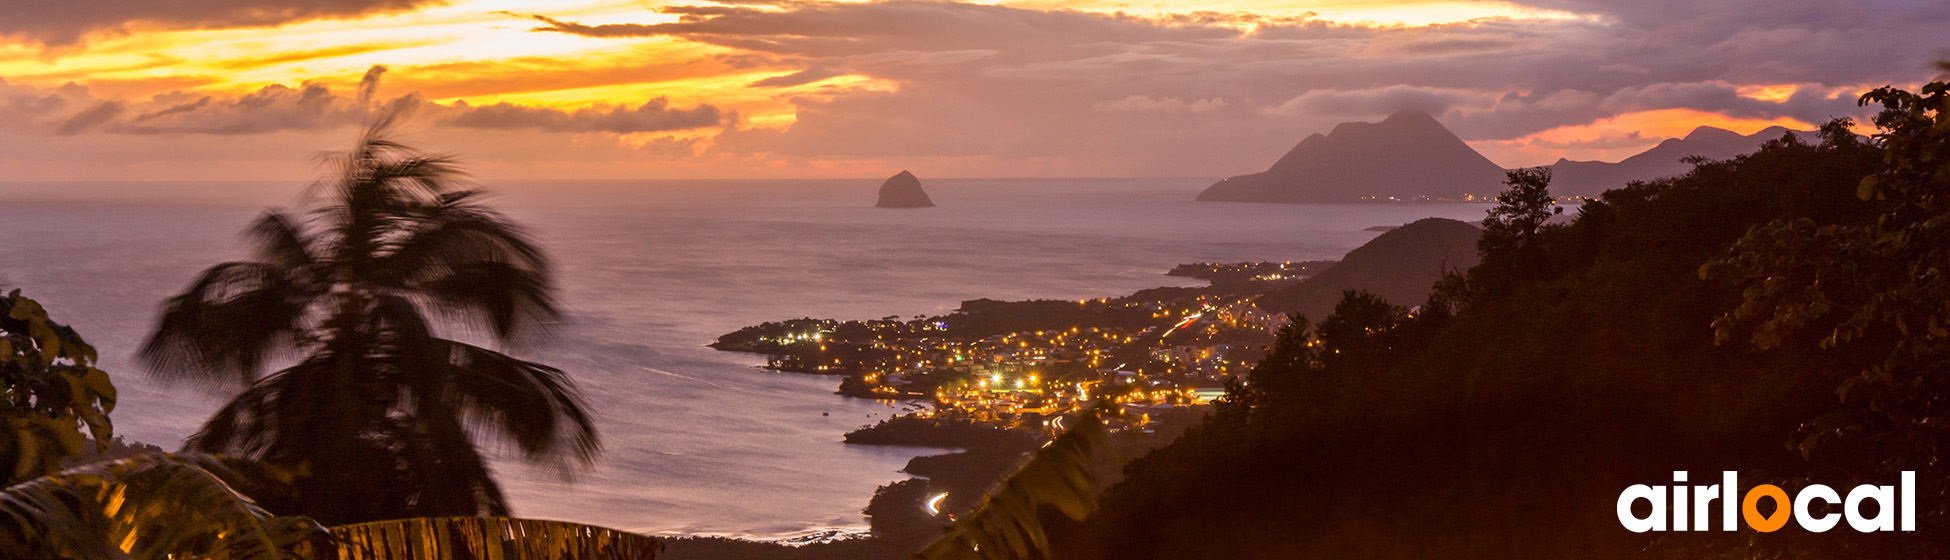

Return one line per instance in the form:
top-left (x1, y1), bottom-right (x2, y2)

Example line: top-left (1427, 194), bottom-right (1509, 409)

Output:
top-left (139, 119), bottom-right (599, 525)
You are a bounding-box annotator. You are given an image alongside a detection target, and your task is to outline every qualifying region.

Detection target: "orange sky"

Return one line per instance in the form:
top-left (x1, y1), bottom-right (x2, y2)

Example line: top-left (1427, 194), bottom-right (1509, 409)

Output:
top-left (0, 0), bottom-right (1937, 180)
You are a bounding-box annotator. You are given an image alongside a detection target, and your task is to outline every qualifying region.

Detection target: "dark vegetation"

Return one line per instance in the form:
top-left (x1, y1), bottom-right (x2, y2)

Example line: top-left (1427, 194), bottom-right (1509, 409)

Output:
top-left (0, 290), bottom-right (116, 486)
top-left (1062, 99), bottom-right (1950, 558)
top-left (842, 415), bottom-right (1038, 448)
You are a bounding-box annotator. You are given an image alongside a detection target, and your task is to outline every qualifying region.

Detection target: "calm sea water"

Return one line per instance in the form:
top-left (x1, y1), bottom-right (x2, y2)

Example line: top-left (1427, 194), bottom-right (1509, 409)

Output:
top-left (0, 178), bottom-right (1490, 539)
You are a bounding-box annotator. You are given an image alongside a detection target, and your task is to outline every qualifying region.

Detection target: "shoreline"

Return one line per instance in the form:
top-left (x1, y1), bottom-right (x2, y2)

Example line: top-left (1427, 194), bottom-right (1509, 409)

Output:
top-left (679, 259), bottom-right (1312, 554)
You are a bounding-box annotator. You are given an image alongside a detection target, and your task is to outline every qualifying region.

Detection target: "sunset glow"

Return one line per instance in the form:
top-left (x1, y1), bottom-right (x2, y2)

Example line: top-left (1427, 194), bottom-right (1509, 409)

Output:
top-left (0, 0), bottom-right (1935, 180)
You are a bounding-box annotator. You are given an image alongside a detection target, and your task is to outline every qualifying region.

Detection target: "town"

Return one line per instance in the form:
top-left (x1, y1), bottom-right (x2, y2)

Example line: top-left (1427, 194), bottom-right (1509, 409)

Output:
top-left (710, 261), bottom-right (1322, 435)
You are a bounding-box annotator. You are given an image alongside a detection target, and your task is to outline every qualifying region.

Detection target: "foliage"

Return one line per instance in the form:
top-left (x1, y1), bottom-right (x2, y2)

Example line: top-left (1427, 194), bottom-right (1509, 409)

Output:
top-left (1066, 110), bottom-right (1893, 558)
top-left (1482, 167), bottom-right (1563, 249)
top-left (0, 290), bottom-right (116, 486)
top-left (139, 119), bottom-right (598, 525)
top-left (865, 478), bottom-right (940, 543)
top-left (323, 517), bottom-right (661, 560)
top-left (917, 406), bottom-right (1103, 560)
top-left (1705, 81), bottom-right (1950, 557)
top-left (0, 452), bottom-right (327, 560)
top-left (1472, 166), bottom-right (1564, 296)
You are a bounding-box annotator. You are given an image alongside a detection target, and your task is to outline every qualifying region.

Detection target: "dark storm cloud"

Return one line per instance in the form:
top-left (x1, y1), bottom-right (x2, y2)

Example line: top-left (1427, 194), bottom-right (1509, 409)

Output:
top-left (0, 0), bottom-right (447, 46)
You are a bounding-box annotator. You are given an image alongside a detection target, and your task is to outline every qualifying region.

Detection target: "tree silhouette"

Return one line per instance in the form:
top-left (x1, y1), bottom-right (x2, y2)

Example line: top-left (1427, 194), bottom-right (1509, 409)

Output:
top-left (139, 119), bottom-right (598, 524)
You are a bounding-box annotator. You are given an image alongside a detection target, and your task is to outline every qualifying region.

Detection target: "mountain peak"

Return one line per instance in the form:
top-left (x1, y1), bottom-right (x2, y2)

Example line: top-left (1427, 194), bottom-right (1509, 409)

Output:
top-left (1681, 126), bottom-right (1741, 142)
top-left (1197, 110), bottom-right (1506, 203)
top-left (1383, 109), bottom-right (1439, 123)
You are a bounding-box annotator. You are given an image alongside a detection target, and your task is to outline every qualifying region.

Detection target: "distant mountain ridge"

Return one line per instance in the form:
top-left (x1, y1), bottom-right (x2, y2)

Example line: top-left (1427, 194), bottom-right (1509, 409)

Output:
top-left (1198, 111), bottom-right (1797, 203)
top-left (1546, 125), bottom-right (1791, 198)
top-left (1198, 111), bottom-right (1509, 203)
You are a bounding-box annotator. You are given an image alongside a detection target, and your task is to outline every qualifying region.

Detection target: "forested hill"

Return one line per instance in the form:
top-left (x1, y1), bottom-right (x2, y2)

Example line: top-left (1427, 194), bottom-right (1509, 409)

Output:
top-left (1255, 217), bottom-right (1481, 320)
top-left (1058, 113), bottom-right (1943, 559)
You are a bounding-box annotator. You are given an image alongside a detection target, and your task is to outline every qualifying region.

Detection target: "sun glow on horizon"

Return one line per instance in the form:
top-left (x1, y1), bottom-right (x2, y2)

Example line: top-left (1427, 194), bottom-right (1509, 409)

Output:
top-left (1470, 108), bottom-right (1821, 168)
top-left (998, 0), bottom-right (1592, 27)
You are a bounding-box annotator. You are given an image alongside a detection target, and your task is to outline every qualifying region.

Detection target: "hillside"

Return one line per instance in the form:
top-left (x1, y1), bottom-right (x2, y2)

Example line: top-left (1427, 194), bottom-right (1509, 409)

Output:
top-left (1064, 124), bottom-right (1905, 559)
top-left (1254, 217), bottom-right (1481, 319)
top-left (1196, 110), bottom-right (1508, 203)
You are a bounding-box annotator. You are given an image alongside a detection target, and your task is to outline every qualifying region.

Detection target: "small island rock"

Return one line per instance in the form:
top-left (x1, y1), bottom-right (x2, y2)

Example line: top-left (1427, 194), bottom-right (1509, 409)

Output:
top-left (875, 170), bottom-right (935, 208)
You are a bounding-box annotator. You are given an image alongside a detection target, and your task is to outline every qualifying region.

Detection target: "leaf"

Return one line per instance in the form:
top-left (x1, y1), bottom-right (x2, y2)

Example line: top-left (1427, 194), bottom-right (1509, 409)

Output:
top-left (0, 453), bottom-right (330, 559)
top-left (918, 406), bottom-right (1106, 560)
top-left (327, 516), bottom-right (663, 559)
top-left (1857, 175), bottom-right (1880, 200)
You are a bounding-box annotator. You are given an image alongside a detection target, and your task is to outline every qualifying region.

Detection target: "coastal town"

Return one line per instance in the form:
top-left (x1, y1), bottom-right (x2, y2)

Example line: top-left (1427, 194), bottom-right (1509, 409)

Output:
top-left (710, 261), bottom-right (1329, 435)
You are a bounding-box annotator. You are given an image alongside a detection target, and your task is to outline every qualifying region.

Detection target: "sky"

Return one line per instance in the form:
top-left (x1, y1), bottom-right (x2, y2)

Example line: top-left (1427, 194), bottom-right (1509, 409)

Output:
top-left (0, 0), bottom-right (1945, 181)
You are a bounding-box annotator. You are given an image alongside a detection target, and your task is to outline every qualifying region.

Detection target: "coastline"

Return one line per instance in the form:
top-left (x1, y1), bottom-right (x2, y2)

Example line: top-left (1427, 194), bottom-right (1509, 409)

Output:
top-left (685, 259), bottom-right (1315, 554)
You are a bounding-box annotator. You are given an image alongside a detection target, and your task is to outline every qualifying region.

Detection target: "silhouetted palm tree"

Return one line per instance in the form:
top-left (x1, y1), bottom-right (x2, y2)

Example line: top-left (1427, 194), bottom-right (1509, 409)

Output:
top-left (139, 119), bottom-right (598, 524)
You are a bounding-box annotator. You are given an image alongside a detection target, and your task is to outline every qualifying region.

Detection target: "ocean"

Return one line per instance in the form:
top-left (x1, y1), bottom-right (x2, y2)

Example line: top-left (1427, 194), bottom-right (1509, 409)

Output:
top-left (0, 178), bottom-right (1491, 539)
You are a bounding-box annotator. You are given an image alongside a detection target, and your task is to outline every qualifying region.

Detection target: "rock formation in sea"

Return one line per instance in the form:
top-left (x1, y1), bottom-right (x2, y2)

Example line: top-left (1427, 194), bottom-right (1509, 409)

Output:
top-left (875, 170), bottom-right (935, 208)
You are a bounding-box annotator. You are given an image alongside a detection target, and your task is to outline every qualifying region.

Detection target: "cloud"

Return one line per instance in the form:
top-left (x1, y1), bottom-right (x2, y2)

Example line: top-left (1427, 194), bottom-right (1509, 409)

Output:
top-left (509, 2), bottom-right (1240, 60)
top-left (2, 67), bottom-right (728, 137)
top-left (750, 64), bottom-right (850, 88)
top-left (357, 65), bottom-right (388, 108)
top-left (480, 0), bottom-right (1942, 175)
top-left (1262, 86), bottom-right (1495, 118)
top-left (55, 101), bottom-right (126, 135)
top-left (1094, 96), bottom-right (1227, 114)
top-left (0, 0), bottom-right (446, 47)
top-left (439, 98), bottom-right (728, 133)
top-left (7, 0), bottom-right (1948, 179)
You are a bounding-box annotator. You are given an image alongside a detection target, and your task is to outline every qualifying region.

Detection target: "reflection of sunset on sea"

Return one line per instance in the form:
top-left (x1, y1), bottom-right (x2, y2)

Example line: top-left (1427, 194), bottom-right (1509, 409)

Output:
top-left (3, 0), bottom-right (1937, 180)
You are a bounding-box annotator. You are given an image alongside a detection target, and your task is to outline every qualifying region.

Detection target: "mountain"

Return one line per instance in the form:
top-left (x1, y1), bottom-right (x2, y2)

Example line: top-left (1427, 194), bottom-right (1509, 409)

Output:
top-left (1545, 126), bottom-right (1792, 198)
top-left (1255, 217), bottom-right (1482, 319)
top-left (1197, 110), bottom-right (1509, 203)
top-left (875, 170), bottom-right (934, 208)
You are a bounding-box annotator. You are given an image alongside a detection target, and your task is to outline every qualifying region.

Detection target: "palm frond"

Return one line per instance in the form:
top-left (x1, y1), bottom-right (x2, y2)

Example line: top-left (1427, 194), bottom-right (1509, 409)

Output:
top-left (418, 262), bottom-right (557, 342)
top-left (0, 453), bottom-right (327, 560)
top-left (439, 341), bottom-right (599, 466)
top-left (917, 407), bottom-right (1105, 560)
top-left (327, 517), bottom-right (662, 560)
top-left (376, 190), bottom-right (556, 341)
top-left (246, 211), bottom-right (322, 275)
top-left (186, 363), bottom-right (311, 457)
top-left (392, 409), bottom-right (510, 518)
top-left (138, 262), bottom-right (313, 388)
